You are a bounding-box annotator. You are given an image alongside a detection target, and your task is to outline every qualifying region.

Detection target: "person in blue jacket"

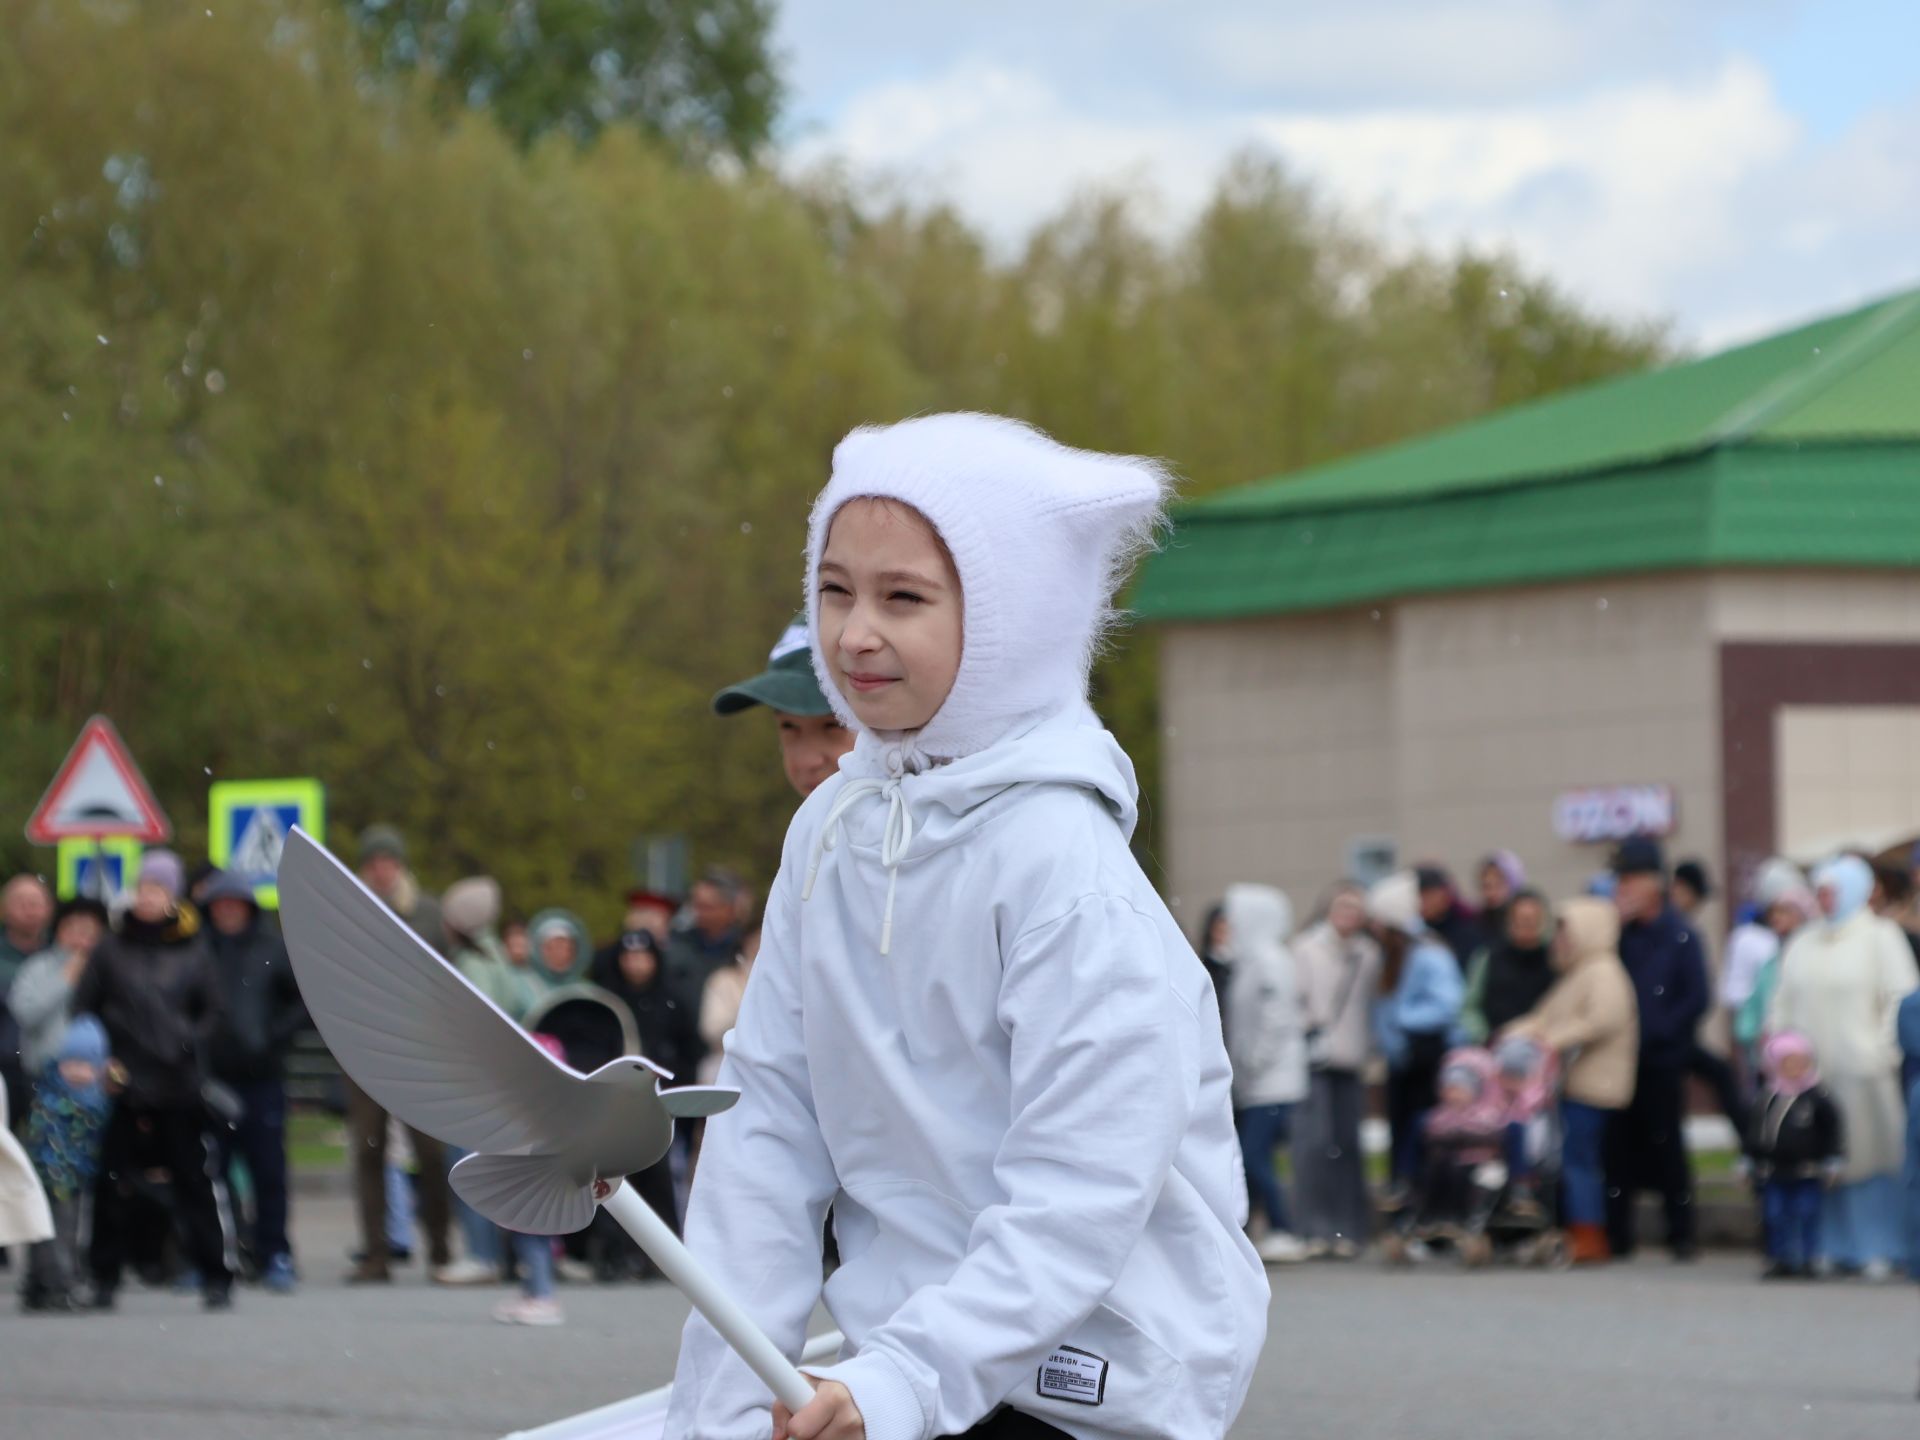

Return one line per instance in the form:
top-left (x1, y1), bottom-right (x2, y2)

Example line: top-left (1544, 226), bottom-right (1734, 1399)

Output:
top-left (1604, 837), bottom-right (1710, 1260)
top-left (1899, 989), bottom-right (1920, 1284)
top-left (1368, 869), bottom-right (1467, 1195)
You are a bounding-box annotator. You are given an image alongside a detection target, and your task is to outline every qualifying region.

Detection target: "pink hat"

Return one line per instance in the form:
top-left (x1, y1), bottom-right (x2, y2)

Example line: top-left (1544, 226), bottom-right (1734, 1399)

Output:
top-left (1762, 1031), bottom-right (1819, 1096)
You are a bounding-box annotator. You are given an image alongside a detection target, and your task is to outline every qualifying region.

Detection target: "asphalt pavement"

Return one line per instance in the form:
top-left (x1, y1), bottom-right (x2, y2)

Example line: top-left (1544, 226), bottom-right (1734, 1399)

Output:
top-left (3, 1192), bottom-right (1915, 1439)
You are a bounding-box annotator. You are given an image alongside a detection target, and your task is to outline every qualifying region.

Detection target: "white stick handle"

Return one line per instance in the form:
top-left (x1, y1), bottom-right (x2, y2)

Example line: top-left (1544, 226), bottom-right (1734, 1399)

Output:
top-left (599, 1181), bottom-right (815, 1414)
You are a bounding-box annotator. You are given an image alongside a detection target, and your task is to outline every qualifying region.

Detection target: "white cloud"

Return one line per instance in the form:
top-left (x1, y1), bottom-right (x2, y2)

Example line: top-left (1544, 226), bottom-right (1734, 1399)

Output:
top-left (786, 38), bottom-right (1919, 348)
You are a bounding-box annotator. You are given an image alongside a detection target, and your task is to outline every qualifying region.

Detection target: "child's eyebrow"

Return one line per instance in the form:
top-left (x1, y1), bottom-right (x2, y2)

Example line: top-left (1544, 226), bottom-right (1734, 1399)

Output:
top-left (876, 569), bottom-right (945, 590)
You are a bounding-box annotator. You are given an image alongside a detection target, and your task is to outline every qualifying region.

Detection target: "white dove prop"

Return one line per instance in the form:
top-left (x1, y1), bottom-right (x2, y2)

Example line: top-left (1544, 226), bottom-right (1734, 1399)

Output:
top-left (276, 826), bottom-right (812, 1413)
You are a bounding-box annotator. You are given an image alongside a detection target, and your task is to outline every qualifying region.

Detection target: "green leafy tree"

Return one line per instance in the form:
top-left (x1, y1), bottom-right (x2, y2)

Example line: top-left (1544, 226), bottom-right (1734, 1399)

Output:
top-left (339, 0), bottom-right (781, 156)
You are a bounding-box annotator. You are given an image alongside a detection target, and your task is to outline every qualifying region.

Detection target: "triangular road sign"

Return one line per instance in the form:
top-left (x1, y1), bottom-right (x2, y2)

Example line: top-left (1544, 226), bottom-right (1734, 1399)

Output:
top-left (25, 715), bottom-right (172, 845)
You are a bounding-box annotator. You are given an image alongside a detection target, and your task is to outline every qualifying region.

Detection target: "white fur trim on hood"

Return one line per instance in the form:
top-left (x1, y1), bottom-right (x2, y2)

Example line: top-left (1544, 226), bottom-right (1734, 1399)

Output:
top-left (805, 413), bottom-right (1172, 769)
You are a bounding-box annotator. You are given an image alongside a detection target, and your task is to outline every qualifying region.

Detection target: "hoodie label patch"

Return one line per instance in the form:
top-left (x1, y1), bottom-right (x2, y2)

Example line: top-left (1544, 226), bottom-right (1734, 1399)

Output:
top-left (1037, 1346), bottom-right (1107, 1406)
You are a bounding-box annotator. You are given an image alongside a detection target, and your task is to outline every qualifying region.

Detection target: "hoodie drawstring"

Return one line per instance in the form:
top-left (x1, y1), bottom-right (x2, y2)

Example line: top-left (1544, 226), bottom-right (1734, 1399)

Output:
top-left (802, 777), bottom-right (916, 955)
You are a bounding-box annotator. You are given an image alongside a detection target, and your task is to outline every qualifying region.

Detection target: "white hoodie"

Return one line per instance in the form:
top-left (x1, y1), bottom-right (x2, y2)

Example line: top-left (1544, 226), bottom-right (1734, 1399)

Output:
top-left (666, 415), bottom-right (1268, 1439)
top-left (1222, 885), bottom-right (1309, 1110)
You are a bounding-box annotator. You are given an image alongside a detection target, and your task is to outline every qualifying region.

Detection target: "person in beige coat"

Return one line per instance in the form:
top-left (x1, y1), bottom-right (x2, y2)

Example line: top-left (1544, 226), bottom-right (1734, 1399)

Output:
top-left (1507, 896), bottom-right (1638, 1265)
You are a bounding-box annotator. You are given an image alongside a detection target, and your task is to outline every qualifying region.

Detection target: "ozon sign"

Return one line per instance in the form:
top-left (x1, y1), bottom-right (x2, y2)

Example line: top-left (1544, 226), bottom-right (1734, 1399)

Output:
top-left (1552, 785), bottom-right (1677, 844)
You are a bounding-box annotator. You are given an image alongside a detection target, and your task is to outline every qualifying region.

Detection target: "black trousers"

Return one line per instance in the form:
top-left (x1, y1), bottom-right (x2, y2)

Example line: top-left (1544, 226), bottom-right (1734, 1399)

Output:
top-left (214, 1078), bottom-right (292, 1265)
top-left (1604, 1062), bottom-right (1695, 1255)
top-left (943, 1411), bottom-right (1073, 1438)
top-left (91, 1102), bottom-right (234, 1294)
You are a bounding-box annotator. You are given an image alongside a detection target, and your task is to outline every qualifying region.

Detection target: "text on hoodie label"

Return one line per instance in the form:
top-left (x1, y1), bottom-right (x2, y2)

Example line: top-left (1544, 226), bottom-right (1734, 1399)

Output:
top-left (1037, 1346), bottom-right (1107, 1406)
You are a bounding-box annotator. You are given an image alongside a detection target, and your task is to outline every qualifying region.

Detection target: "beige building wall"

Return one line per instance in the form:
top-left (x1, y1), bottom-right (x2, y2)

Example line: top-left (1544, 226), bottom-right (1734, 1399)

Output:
top-left (1158, 575), bottom-right (1722, 932)
top-left (1392, 575), bottom-right (1721, 911)
top-left (1710, 570), bottom-right (1920, 643)
top-left (1158, 612), bottom-right (1393, 933)
top-left (1776, 706), bottom-right (1920, 861)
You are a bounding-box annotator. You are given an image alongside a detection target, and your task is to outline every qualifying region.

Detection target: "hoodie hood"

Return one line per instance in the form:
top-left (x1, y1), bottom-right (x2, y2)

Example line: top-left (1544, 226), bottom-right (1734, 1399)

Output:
top-left (1366, 870), bottom-right (1424, 937)
top-left (1556, 896), bottom-right (1621, 972)
top-left (527, 907), bottom-right (592, 988)
top-left (1813, 855), bottom-right (1874, 928)
top-left (1222, 884), bottom-right (1294, 955)
top-left (806, 413), bottom-right (1171, 769)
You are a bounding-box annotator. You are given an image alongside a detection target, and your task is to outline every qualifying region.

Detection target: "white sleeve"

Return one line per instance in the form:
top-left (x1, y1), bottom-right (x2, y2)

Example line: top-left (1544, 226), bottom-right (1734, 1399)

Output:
top-left (1719, 928), bottom-right (1775, 1010)
top-left (807, 895), bottom-right (1200, 1440)
top-left (663, 870), bottom-right (839, 1439)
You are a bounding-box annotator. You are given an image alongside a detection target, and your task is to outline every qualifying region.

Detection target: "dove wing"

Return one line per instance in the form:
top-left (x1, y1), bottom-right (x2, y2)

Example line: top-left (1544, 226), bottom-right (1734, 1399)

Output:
top-left (278, 826), bottom-right (581, 1155)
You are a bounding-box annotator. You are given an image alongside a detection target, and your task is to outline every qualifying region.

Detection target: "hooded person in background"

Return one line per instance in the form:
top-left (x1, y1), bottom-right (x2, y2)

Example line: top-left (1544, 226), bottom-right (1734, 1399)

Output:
top-left (527, 908), bottom-right (594, 993)
top-left (73, 849), bottom-right (235, 1310)
top-left (1507, 896), bottom-right (1639, 1266)
top-left (1222, 884), bottom-right (1309, 1266)
top-left (1768, 856), bottom-right (1917, 1278)
top-left (343, 825), bottom-right (454, 1285)
top-left (203, 870), bottom-right (306, 1293)
top-left (1290, 883), bottom-right (1382, 1258)
top-left (1370, 869), bottom-right (1466, 1196)
top-left (1604, 837), bottom-right (1709, 1261)
top-left (21, 1015), bottom-right (112, 1311)
top-left (1458, 889), bottom-right (1555, 1044)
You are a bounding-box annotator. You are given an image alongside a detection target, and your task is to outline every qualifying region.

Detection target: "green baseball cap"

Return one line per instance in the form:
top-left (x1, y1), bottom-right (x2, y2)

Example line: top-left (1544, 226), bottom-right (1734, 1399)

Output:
top-left (711, 616), bottom-right (835, 717)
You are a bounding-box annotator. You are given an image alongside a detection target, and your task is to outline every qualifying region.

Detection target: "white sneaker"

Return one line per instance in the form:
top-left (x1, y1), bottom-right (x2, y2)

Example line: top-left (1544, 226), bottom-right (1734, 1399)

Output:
top-left (433, 1259), bottom-right (501, 1286)
top-left (1257, 1232), bottom-right (1308, 1265)
top-left (551, 1256), bottom-right (592, 1285)
top-left (1862, 1259), bottom-right (1895, 1283)
top-left (492, 1296), bottom-right (565, 1326)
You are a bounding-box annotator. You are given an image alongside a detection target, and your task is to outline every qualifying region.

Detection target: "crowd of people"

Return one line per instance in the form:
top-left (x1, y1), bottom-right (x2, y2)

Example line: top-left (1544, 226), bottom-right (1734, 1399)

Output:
top-left (0, 611), bottom-right (849, 1327)
top-left (1208, 842), bottom-right (1920, 1281)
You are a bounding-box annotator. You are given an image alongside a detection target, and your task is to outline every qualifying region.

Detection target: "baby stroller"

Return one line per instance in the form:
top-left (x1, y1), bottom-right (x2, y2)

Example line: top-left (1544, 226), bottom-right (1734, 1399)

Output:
top-left (1382, 1041), bottom-right (1565, 1268)
top-left (521, 983), bottom-right (674, 1282)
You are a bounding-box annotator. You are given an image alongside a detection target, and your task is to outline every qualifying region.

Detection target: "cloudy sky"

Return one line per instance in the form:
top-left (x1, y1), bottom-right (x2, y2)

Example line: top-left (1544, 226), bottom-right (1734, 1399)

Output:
top-left (773, 0), bottom-right (1919, 348)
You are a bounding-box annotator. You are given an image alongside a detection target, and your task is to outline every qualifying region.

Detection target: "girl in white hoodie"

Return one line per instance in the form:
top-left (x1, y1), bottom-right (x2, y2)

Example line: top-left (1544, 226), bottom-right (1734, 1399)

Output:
top-left (666, 415), bottom-right (1269, 1440)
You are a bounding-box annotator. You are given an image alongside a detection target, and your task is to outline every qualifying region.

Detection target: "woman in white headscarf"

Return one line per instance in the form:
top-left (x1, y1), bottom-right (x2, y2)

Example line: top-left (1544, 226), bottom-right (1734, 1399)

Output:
top-left (1768, 855), bottom-right (1920, 1277)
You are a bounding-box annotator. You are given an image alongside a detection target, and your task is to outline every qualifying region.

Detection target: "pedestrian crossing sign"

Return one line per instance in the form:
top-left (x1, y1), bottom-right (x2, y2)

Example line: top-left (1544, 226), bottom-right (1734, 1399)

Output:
top-left (208, 778), bottom-right (325, 910)
top-left (56, 836), bottom-right (144, 903)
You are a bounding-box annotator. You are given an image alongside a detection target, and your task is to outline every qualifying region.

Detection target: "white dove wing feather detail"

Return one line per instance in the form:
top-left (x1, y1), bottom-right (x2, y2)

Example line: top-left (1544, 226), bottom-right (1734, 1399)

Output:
top-left (277, 827), bottom-right (583, 1156)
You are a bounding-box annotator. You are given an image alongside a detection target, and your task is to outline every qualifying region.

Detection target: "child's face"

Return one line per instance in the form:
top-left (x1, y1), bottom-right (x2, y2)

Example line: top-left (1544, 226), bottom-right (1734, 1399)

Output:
top-left (1440, 1080), bottom-right (1475, 1109)
top-left (776, 712), bottom-right (855, 797)
top-left (59, 1057), bottom-right (99, 1088)
top-left (817, 498), bottom-right (963, 734)
top-left (1498, 1072), bottom-right (1525, 1099)
top-left (1778, 1052), bottom-right (1810, 1083)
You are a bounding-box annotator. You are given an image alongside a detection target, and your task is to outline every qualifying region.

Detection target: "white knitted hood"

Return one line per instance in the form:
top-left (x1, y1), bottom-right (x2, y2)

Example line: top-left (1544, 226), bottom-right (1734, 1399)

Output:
top-left (805, 413), bottom-right (1171, 768)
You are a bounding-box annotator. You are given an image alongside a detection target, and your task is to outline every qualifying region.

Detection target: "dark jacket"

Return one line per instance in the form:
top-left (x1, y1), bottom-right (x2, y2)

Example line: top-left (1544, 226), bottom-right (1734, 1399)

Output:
top-left (1431, 903), bottom-right (1485, 969)
top-left (663, 925), bottom-right (738, 1059)
top-left (73, 907), bottom-right (223, 1108)
top-left (1616, 905), bottom-right (1709, 1069)
top-left (1748, 1085), bottom-right (1843, 1182)
top-left (206, 904), bottom-right (307, 1084)
top-left (594, 939), bottom-right (699, 1085)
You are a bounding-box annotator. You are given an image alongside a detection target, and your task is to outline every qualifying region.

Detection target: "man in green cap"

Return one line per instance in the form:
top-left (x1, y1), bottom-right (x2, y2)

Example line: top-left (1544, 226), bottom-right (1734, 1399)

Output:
top-left (710, 614), bottom-right (854, 798)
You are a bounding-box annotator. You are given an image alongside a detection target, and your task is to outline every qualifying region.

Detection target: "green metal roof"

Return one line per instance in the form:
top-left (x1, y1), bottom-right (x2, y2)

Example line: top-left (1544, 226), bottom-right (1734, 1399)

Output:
top-left (1136, 289), bottom-right (1920, 621)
